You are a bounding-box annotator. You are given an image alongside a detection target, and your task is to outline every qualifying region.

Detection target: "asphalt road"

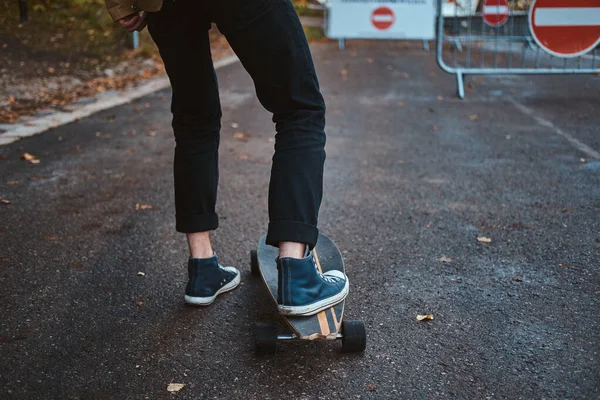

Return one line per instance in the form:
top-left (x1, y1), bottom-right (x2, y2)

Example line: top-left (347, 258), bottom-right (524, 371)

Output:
top-left (1, 40), bottom-right (599, 399)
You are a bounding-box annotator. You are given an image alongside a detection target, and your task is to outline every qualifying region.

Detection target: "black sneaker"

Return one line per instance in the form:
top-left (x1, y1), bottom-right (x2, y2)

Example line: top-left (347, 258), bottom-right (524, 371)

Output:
top-left (184, 254), bottom-right (240, 306)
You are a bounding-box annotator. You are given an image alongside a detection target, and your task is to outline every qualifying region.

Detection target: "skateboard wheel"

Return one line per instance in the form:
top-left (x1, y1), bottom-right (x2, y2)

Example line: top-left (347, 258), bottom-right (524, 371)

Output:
top-left (250, 250), bottom-right (259, 277)
top-left (341, 320), bottom-right (366, 353)
top-left (254, 322), bottom-right (277, 355)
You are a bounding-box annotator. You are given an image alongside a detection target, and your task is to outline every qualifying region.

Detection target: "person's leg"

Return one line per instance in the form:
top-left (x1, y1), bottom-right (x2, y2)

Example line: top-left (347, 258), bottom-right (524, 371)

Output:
top-left (211, 0), bottom-right (347, 315)
top-left (211, 0), bottom-right (326, 252)
top-left (147, 1), bottom-right (239, 305)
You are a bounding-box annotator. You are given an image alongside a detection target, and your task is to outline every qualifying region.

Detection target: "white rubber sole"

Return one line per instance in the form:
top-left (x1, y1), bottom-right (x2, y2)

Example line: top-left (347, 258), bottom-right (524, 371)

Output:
top-left (184, 267), bottom-right (241, 306)
top-left (278, 271), bottom-right (349, 317)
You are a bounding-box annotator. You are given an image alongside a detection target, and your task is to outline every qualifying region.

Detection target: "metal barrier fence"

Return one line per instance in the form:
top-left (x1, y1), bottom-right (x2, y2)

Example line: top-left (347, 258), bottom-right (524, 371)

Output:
top-left (436, 0), bottom-right (600, 98)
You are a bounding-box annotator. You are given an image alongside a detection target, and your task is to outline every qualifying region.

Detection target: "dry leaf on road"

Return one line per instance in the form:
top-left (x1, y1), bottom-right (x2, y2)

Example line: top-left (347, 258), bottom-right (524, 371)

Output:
top-left (135, 203), bottom-right (153, 211)
top-left (167, 383), bottom-right (185, 392)
top-left (1, 199), bottom-right (11, 205)
top-left (468, 114), bottom-right (478, 121)
top-left (21, 153), bottom-right (40, 164)
top-left (437, 256), bottom-right (453, 263)
top-left (417, 314), bottom-right (434, 321)
top-left (233, 132), bottom-right (245, 139)
top-left (477, 236), bottom-right (492, 243)
top-left (231, 122), bottom-right (239, 129)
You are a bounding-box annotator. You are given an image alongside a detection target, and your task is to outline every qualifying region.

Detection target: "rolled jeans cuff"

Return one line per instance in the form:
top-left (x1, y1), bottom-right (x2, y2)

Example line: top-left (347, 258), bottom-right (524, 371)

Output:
top-left (176, 212), bottom-right (219, 233)
top-left (266, 220), bottom-right (319, 250)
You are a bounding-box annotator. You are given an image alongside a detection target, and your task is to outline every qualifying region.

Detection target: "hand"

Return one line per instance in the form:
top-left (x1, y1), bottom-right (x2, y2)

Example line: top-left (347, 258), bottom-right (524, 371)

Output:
top-left (118, 12), bottom-right (147, 32)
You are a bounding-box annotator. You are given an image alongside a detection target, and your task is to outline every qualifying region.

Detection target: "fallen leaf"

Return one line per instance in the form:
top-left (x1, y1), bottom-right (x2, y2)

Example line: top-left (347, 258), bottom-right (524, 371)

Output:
top-left (1, 199), bottom-right (11, 205)
top-left (7, 96), bottom-right (15, 103)
top-left (417, 314), bottom-right (433, 321)
top-left (125, 148), bottom-right (136, 153)
top-left (366, 383), bottom-right (376, 391)
top-left (468, 114), bottom-right (478, 121)
top-left (48, 67), bottom-right (55, 73)
top-left (69, 263), bottom-right (85, 269)
top-left (231, 122), bottom-right (239, 129)
top-left (137, 271), bottom-right (146, 276)
top-left (21, 153), bottom-right (40, 164)
top-left (558, 263), bottom-right (569, 268)
top-left (233, 132), bottom-right (245, 139)
top-left (136, 298), bottom-right (144, 306)
top-left (167, 383), bottom-right (185, 392)
top-left (437, 256), bottom-right (453, 263)
top-left (340, 69), bottom-right (348, 78)
top-left (7, 180), bottom-right (19, 185)
top-left (135, 203), bottom-right (153, 210)
top-left (512, 277), bottom-right (523, 282)
top-left (147, 130), bottom-right (157, 137)
top-left (366, 57), bottom-right (374, 63)
top-left (477, 236), bottom-right (492, 243)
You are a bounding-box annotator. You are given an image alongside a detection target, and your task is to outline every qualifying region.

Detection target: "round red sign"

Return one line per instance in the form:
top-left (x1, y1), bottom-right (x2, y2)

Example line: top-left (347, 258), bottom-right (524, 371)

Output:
top-left (371, 7), bottom-right (395, 31)
top-left (483, 0), bottom-right (510, 27)
top-left (529, 0), bottom-right (600, 57)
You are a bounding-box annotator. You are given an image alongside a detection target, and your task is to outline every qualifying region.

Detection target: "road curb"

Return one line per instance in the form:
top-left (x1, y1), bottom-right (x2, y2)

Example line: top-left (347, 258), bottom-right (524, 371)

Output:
top-left (0, 55), bottom-right (240, 147)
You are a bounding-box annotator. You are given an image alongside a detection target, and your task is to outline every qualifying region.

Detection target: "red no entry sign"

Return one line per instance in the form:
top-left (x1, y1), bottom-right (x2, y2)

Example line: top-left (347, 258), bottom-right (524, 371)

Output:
top-left (529, 0), bottom-right (600, 57)
top-left (371, 7), bottom-right (395, 31)
top-left (483, 0), bottom-right (510, 27)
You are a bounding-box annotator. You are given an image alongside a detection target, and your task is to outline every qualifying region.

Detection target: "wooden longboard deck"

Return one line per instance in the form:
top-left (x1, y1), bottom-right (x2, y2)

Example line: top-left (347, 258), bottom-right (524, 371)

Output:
top-left (256, 233), bottom-right (345, 340)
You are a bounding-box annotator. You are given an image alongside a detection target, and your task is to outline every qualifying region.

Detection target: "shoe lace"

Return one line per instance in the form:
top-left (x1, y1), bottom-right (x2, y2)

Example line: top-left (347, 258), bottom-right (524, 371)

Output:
top-left (313, 257), bottom-right (338, 283)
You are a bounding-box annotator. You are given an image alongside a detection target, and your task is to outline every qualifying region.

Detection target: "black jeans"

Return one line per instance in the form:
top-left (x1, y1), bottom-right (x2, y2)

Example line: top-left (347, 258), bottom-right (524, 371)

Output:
top-left (147, 0), bottom-right (326, 249)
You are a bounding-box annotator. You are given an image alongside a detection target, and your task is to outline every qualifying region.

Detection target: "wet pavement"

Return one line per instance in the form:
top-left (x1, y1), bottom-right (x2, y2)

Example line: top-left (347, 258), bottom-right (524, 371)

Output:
top-left (1, 40), bottom-right (599, 399)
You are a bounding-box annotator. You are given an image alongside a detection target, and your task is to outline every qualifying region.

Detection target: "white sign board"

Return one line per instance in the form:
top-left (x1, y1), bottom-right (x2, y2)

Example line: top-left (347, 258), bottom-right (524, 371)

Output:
top-left (326, 0), bottom-right (436, 40)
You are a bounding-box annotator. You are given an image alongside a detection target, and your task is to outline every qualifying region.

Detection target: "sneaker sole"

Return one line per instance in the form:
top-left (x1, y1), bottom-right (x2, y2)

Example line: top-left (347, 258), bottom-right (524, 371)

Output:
top-left (277, 276), bottom-right (350, 317)
top-left (184, 268), bottom-right (241, 306)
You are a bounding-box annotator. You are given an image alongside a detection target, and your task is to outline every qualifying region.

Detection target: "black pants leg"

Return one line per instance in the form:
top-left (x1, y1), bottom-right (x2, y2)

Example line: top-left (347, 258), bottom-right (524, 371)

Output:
top-left (149, 0), bottom-right (326, 250)
top-left (147, 1), bottom-right (221, 233)
top-left (211, 0), bottom-right (326, 249)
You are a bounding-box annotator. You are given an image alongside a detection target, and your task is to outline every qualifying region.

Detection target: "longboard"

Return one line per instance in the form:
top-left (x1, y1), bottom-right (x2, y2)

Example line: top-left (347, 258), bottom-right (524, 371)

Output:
top-left (250, 233), bottom-right (366, 354)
